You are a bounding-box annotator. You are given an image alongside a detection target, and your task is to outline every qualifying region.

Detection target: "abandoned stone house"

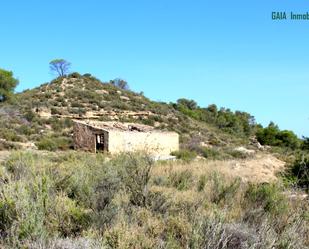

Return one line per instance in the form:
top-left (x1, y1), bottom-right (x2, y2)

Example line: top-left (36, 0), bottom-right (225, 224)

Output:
top-left (73, 120), bottom-right (179, 155)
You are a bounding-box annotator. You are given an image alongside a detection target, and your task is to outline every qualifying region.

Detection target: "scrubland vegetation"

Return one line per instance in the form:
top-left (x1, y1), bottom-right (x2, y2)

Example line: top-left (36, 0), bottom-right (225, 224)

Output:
top-left (1, 69), bottom-right (309, 248)
top-left (0, 71), bottom-right (308, 155)
top-left (0, 151), bottom-right (308, 249)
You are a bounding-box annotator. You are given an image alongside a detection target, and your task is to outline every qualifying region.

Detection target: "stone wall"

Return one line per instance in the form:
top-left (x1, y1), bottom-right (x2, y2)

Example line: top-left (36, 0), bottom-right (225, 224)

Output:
top-left (108, 131), bottom-right (179, 156)
top-left (73, 121), bottom-right (179, 155)
top-left (73, 122), bottom-right (108, 152)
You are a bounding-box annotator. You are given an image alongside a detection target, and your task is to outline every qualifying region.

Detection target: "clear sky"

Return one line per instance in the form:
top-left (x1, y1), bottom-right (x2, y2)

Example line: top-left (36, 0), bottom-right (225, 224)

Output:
top-left (1, 0), bottom-right (308, 136)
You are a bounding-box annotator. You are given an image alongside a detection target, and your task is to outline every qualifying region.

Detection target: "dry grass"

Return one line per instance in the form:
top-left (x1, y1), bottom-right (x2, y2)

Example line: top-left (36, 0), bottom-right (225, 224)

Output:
top-left (153, 152), bottom-right (285, 183)
top-left (0, 151), bottom-right (308, 249)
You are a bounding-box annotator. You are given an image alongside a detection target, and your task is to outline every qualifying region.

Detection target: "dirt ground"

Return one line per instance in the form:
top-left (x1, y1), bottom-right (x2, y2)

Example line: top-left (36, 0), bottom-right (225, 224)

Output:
top-left (0, 150), bottom-right (10, 163)
top-left (154, 152), bottom-right (286, 183)
top-left (217, 153), bottom-right (286, 183)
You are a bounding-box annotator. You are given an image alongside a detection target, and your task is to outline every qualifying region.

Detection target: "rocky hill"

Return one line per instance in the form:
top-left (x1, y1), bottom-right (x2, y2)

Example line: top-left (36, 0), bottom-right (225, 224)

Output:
top-left (0, 73), bottom-right (259, 153)
top-left (0, 74), bottom-right (308, 249)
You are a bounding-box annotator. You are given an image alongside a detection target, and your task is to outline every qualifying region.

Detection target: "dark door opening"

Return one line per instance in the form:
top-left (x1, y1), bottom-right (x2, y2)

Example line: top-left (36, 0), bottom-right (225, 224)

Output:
top-left (96, 134), bottom-right (105, 152)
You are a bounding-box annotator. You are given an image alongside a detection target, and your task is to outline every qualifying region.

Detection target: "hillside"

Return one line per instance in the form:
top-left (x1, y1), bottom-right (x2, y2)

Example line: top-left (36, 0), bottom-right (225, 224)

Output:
top-left (0, 73), bottom-right (308, 248)
top-left (0, 73), bottom-right (254, 152)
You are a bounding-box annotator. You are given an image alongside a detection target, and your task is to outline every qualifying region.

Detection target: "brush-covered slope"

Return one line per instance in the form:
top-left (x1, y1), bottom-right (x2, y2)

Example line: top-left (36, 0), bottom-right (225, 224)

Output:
top-left (0, 73), bottom-right (255, 151)
top-left (1, 151), bottom-right (307, 248)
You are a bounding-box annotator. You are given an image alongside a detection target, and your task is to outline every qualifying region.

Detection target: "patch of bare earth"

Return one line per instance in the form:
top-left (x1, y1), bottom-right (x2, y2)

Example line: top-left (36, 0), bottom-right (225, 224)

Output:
top-left (0, 151), bottom-right (11, 163)
top-left (154, 152), bottom-right (285, 183)
top-left (219, 153), bottom-right (285, 183)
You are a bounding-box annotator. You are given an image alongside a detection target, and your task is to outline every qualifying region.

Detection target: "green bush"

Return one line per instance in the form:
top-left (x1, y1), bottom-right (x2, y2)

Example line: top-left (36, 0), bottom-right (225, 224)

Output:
top-left (169, 170), bottom-right (193, 191)
top-left (36, 136), bottom-right (72, 151)
top-left (48, 117), bottom-right (73, 132)
top-left (164, 216), bottom-right (190, 248)
top-left (201, 147), bottom-right (222, 159)
top-left (0, 197), bottom-right (17, 235)
top-left (36, 137), bottom-right (58, 151)
top-left (17, 125), bottom-right (34, 136)
top-left (256, 122), bottom-right (300, 149)
top-left (197, 174), bottom-right (207, 192)
top-left (141, 117), bottom-right (155, 126)
top-left (226, 149), bottom-right (249, 159)
top-left (115, 153), bottom-right (154, 207)
top-left (285, 155), bottom-right (309, 191)
top-left (244, 183), bottom-right (288, 216)
top-left (208, 172), bottom-right (242, 205)
top-left (24, 109), bottom-right (36, 122)
top-left (171, 150), bottom-right (196, 162)
top-left (0, 141), bottom-right (22, 151)
top-left (48, 194), bottom-right (91, 237)
top-left (69, 72), bottom-right (82, 78)
top-left (50, 107), bottom-right (62, 115)
top-left (71, 101), bottom-right (83, 108)
top-left (0, 129), bottom-right (24, 142)
top-left (301, 137), bottom-right (309, 151)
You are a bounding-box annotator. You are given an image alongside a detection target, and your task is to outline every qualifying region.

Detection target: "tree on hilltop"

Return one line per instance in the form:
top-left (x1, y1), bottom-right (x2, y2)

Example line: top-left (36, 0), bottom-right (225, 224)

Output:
top-left (177, 98), bottom-right (198, 110)
top-left (49, 59), bottom-right (71, 77)
top-left (301, 136), bottom-right (309, 150)
top-left (110, 78), bottom-right (130, 90)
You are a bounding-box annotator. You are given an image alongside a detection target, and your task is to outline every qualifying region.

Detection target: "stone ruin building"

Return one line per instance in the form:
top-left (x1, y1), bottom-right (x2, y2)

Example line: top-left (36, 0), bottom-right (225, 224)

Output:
top-left (73, 120), bottom-right (179, 156)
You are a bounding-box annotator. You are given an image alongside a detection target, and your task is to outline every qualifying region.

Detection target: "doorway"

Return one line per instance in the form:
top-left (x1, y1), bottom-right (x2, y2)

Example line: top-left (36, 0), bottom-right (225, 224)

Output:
top-left (96, 134), bottom-right (105, 152)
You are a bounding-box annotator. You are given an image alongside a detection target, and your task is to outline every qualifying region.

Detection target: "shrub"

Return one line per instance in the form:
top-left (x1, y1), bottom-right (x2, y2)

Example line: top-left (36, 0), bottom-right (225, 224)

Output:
top-left (301, 137), bottom-right (309, 151)
top-left (0, 178), bottom-right (49, 243)
top-left (48, 117), bottom-right (73, 132)
top-left (285, 155), bottom-right (309, 191)
top-left (141, 117), bottom-right (155, 126)
top-left (201, 147), bottom-right (222, 160)
top-left (0, 129), bottom-right (24, 142)
top-left (209, 173), bottom-right (241, 205)
top-left (71, 101), bottom-right (83, 108)
top-left (164, 216), bottom-right (191, 248)
top-left (197, 174), bottom-right (207, 192)
top-left (24, 109), bottom-right (36, 122)
top-left (110, 100), bottom-right (130, 110)
top-left (0, 197), bottom-right (17, 236)
top-left (0, 141), bottom-right (21, 151)
top-left (226, 149), bottom-right (249, 159)
top-left (115, 153), bottom-right (154, 207)
top-left (244, 183), bottom-right (288, 216)
top-left (36, 136), bottom-right (72, 151)
top-left (17, 125), bottom-right (34, 136)
top-left (36, 137), bottom-right (58, 151)
top-left (4, 152), bottom-right (35, 180)
top-left (171, 150), bottom-right (196, 162)
top-left (69, 72), bottom-right (82, 78)
top-left (169, 170), bottom-right (193, 191)
top-left (256, 122), bottom-right (300, 149)
top-left (147, 189), bottom-right (170, 214)
top-left (50, 107), bottom-right (62, 115)
top-left (47, 194), bottom-right (91, 237)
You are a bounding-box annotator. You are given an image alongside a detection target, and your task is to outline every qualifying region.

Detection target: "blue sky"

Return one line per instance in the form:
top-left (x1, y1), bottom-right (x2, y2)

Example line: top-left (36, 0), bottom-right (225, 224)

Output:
top-left (1, 0), bottom-right (308, 136)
